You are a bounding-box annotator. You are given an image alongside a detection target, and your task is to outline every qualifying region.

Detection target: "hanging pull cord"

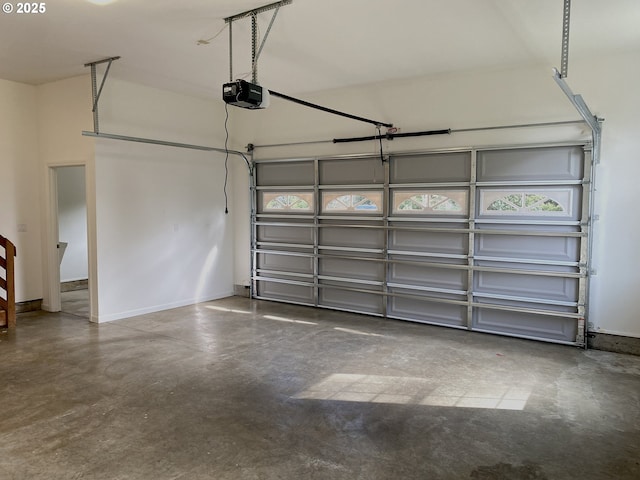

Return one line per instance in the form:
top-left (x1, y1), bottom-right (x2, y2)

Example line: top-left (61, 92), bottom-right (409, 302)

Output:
top-left (223, 103), bottom-right (230, 214)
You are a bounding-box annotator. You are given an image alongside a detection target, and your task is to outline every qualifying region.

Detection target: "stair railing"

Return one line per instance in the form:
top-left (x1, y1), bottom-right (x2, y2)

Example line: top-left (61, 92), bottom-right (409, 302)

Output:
top-left (0, 235), bottom-right (17, 328)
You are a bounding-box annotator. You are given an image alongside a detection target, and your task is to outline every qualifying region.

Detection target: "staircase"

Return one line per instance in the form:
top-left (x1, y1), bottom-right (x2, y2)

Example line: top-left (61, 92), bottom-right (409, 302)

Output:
top-left (0, 235), bottom-right (17, 328)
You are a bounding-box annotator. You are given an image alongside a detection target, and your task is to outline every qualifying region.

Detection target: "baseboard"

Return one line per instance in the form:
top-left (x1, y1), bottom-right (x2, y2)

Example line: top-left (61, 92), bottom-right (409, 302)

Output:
top-left (588, 332), bottom-right (640, 356)
top-left (234, 284), bottom-right (251, 298)
top-left (16, 299), bottom-right (43, 314)
top-left (61, 279), bottom-right (89, 292)
top-left (92, 291), bottom-right (235, 323)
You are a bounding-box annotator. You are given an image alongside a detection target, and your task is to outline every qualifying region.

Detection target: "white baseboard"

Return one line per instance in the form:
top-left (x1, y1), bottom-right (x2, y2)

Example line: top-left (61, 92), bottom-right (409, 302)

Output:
top-left (92, 291), bottom-right (235, 323)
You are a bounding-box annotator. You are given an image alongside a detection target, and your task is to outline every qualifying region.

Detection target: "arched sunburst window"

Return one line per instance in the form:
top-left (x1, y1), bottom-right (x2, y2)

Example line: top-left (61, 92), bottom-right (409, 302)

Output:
top-left (322, 192), bottom-right (383, 213)
top-left (398, 194), bottom-right (462, 212)
top-left (262, 193), bottom-right (314, 212)
top-left (392, 190), bottom-right (468, 215)
top-left (487, 193), bottom-right (564, 213)
top-left (480, 189), bottom-right (573, 216)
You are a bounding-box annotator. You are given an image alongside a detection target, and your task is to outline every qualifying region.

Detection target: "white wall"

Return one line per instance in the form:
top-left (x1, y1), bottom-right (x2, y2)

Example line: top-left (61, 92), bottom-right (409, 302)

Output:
top-left (57, 165), bottom-right (88, 282)
top-left (0, 79), bottom-right (42, 303)
top-left (233, 51), bottom-right (640, 338)
top-left (93, 79), bottom-right (236, 322)
top-left (4, 51), bottom-right (638, 338)
top-left (569, 53), bottom-right (640, 338)
top-left (36, 74), bottom-right (96, 312)
top-left (3, 72), bottom-right (242, 321)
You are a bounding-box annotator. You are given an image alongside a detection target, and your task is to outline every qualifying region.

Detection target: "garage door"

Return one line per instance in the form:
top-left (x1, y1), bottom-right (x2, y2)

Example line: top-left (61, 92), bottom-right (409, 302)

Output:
top-left (252, 143), bottom-right (591, 346)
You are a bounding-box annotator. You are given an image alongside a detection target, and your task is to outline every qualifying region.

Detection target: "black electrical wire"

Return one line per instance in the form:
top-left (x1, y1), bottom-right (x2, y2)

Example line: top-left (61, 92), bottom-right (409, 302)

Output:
top-left (223, 102), bottom-right (230, 214)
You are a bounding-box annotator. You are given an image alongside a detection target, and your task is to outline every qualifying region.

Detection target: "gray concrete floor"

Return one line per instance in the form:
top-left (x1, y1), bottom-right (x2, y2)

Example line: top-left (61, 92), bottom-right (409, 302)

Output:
top-left (60, 288), bottom-right (90, 318)
top-left (1, 296), bottom-right (639, 480)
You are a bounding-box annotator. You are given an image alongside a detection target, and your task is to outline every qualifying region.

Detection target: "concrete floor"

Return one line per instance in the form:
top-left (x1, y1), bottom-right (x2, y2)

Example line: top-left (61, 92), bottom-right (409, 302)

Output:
top-left (60, 289), bottom-right (90, 318)
top-left (1, 297), bottom-right (639, 480)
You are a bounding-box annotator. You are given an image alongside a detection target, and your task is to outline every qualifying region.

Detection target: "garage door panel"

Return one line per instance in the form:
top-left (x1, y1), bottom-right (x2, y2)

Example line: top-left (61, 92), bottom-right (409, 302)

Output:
top-left (256, 161), bottom-right (314, 186)
top-left (319, 257), bottom-right (384, 282)
top-left (475, 231), bottom-right (580, 263)
top-left (319, 287), bottom-right (383, 315)
top-left (256, 245), bottom-right (313, 255)
top-left (319, 157), bottom-right (384, 185)
top-left (390, 288), bottom-right (467, 304)
top-left (257, 225), bottom-right (314, 244)
top-left (473, 308), bottom-right (577, 343)
top-left (474, 297), bottom-right (577, 314)
top-left (389, 254), bottom-right (467, 266)
top-left (475, 260), bottom-right (579, 274)
top-left (477, 146), bottom-right (583, 182)
top-left (257, 252), bottom-right (314, 274)
top-left (256, 281), bottom-right (314, 304)
top-left (390, 262), bottom-right (467, 291)
top-left (257, 272), bottom-right (313, 284)
top-left (320, 227), bottom-right (384, 249)
top-left (388, 295), bottom-right (466, 327)
top-left (390, 230), bottom-right (468, 255)
top-left (474, 271), bottom-right (578, 303)
top-left (391, 152), bottom-right (471, 183)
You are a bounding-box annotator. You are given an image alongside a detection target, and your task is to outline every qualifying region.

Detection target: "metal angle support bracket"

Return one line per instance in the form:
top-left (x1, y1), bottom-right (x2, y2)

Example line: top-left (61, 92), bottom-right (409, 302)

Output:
top-left (84, 56), bottom-right (121, 134)
top-left (552, 68), bottom-right (602, 135)
top-left (254, 5), bottom-right (282, 74)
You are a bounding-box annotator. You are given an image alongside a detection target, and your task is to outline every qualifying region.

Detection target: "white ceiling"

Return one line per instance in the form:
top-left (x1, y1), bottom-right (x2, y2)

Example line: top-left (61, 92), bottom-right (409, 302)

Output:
top-left (1, 0), bottom-right (639, 98)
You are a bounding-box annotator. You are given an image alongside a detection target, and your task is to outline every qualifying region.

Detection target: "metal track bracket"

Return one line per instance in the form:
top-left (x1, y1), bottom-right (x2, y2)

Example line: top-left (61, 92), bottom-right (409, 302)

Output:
top-left (84, 56), bottom-right (121, 134)
top-left (552, 69), bottom-right (601, 134)
top-left (561, 0), bottom-right (571, 78)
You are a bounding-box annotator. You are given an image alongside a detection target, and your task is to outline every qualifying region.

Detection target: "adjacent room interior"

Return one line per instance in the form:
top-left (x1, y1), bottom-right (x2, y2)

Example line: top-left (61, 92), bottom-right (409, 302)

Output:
top-left (1, 1), bottom-right (639, 478)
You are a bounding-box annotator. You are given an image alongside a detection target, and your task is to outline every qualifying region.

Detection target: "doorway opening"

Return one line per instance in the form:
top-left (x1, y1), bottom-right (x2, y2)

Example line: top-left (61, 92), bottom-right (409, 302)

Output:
top-left (55, 165), bottom-right (90, 319)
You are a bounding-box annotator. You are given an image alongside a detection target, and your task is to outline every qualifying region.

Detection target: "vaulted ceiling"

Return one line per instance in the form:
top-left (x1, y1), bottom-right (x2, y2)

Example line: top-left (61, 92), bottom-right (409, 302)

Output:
top-left (1, 0), bottom-right (639, 98)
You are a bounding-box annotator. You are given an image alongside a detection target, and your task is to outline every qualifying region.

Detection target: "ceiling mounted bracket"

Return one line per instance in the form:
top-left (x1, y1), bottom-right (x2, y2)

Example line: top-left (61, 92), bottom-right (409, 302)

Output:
top-left (255, 7), bottom-right (281, 66)
top-left (84, 56), bottom-right (121, 134)
top-left (228, 21), bottom-right (233, 82)
top-left (251, 12), bottom-right (258, 84)
top-left (225, 0), bottom-right (292, 85)
top-left (552, 0), bottom-right (602, 137)
top-left (560, 0), bottom-right (571, 78)
top-left (224, 0), bottom-right (291, 24)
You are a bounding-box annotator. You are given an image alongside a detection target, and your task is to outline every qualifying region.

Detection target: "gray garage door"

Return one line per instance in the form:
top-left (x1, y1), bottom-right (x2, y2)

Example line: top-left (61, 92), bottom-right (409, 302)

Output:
top-left (252, 143), bottom-right (591, 346)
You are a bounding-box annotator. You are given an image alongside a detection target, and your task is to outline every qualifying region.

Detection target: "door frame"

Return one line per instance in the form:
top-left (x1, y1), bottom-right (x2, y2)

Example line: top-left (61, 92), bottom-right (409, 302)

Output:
top-left (43, 164), bottom-right (96, 320)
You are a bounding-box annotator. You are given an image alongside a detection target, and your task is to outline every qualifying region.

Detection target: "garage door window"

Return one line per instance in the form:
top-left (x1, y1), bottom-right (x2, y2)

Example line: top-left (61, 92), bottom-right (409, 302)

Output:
top-left (321, 192), bottom-right (383, 214)
top-left (392, 190), bottom-right (468, 215)
top-left (479, 188), bottom-right (573, 217)
top-left (262, 192), bottom-right (314, 212)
